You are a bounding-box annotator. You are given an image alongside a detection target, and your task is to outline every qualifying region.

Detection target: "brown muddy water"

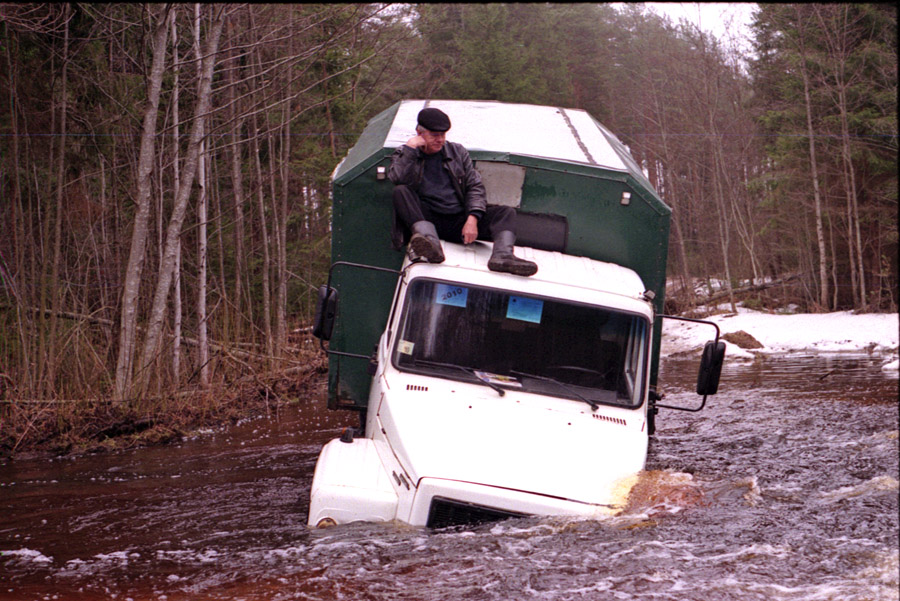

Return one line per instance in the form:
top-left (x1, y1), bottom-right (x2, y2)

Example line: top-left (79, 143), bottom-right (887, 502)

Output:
top-left (1, 355), bottom-right (897, 601)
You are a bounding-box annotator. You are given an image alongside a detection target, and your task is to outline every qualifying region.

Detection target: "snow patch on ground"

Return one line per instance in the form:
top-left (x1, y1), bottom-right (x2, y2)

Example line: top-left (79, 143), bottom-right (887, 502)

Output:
top-left (1, 548), bottom-right (54, 563)
top-left (881, 359), bottom-right (899, 372)
top-left (662, 308), bottom-right (899, 369)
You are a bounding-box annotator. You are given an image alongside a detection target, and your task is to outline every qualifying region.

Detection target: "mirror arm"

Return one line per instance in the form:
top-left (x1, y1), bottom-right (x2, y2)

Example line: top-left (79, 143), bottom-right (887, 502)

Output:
top-left (656, 394), bottom-right (709, 412)
top-left (654, 314), bottom-right (724, 412)
top-left (316, 261), bottom-right (402, 360)
top-left (658, 313), bottom-right (721, 344)
top-left (318, 337), bottom-right (371, 361)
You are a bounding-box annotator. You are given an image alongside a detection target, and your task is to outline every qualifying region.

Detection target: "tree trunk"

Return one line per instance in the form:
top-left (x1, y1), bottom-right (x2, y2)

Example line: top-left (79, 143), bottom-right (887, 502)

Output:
top-left (195, 4), bottom-right (210, 389)
top-left (707, 99), bottom-right (737, 311)
top-left (829, 211), bottom-right (839, 309)
top-left (227, 16), bottom-right (245, 339)
top-left (790, 5), bottom-right (830, 310)
top-left (653, 85), bottom-right (694, 307)
top-left (800, 54), bottom-right (828, 310)
top-left (253, 115), bottom-right (274, 359)
top-left (267, 136), bottom-right (281, 349)
top-left (723, 143), bottom-right (762, 284)
top-left (838, 85), bottom-right (866, 310)
top-left (322, 60), bottom-right (338, 158)
top-left (814, 4), bottom-right (868, 311)
top-left (170, 8), bottom-right (183, 383)
top-left (276, 106), bottom-right (290, 353)
top-left (197, 133), bottom-right (210, 388)
top-left (4, 23), bottom-right (33, 395)
top-left (137, 5), bottom-right (226, 386)
top-left (46, 3), bottom-right (71, 396)
top-left (36, 43), bottom-right (54, 397)
top-left (114, 5), bottom-right (171, 400)
top-left (713, 147), bottom-right (737, 313)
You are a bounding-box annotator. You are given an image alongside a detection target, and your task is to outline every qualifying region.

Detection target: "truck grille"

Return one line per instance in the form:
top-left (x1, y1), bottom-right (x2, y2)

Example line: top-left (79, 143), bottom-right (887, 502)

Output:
top-left (427, 496), bottom-right (527, 529)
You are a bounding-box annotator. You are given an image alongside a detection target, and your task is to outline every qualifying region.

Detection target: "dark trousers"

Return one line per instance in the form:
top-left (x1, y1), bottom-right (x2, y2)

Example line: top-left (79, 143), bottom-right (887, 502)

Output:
top-left (391, 185), bottom-right (515, 248)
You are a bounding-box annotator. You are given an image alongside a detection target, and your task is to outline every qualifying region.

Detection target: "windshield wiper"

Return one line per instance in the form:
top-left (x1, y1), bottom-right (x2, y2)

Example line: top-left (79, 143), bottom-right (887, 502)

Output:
top-left (413, 359), bottom-right (506, 396)
top-left (510, 370), bottom-right (599, 411)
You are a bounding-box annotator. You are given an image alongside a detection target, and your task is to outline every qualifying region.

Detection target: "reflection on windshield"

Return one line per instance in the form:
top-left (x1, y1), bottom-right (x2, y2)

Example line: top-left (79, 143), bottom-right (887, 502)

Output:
top-left (393, 279), bottom-right (648, 408)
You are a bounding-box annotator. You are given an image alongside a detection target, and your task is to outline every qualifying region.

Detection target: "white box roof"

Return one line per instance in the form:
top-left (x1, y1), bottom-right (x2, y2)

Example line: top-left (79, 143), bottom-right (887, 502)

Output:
top-left (385, 99), bottom-right (630, 172)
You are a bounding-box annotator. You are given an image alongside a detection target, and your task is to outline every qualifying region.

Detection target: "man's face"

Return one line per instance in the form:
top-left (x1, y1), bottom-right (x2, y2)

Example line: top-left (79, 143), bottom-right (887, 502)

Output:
top-left (419, 127), bottom-right (447, 154)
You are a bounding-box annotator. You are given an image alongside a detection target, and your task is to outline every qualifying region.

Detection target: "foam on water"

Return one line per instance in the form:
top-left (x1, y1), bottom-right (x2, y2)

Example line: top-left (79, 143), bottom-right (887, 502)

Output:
top-left (820, 475), bottom-right (900, 503)
top-left (1, 548), bottom-right (53, 564)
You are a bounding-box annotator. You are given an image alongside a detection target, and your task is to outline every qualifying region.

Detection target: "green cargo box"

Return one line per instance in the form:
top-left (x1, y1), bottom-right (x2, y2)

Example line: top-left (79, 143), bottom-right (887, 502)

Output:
top-left (327, 100), bottom-right (670, 411)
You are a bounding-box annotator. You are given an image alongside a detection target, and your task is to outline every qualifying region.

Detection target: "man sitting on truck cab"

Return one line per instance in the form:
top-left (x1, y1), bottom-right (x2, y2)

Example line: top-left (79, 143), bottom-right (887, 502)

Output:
top-left (388, 107), bottom-right (538, 277)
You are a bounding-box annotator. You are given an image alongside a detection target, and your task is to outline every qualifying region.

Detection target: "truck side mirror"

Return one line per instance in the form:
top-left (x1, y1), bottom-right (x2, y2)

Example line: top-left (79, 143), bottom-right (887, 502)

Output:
top-left (696, 340), bottom-right (726, 395)
top-left (313, 285), bottom-right (338, 341)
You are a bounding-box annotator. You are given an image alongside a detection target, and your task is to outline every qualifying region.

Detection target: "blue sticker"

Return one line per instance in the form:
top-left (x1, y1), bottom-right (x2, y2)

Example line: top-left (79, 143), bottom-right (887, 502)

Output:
top-left (507, 296), bottom-right (543, 323)
top-left (435, 284), bottom-right (468, 307)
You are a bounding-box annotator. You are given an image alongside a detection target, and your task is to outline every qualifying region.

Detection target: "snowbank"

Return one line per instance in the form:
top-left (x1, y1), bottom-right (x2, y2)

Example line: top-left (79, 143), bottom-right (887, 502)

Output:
top-left (661, 308), bottom-right (899, 370)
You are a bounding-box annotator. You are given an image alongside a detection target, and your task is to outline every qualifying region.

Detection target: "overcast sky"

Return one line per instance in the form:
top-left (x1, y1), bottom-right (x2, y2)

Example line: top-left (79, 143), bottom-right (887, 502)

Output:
top-left (643, 3), bottom-right (758, 51)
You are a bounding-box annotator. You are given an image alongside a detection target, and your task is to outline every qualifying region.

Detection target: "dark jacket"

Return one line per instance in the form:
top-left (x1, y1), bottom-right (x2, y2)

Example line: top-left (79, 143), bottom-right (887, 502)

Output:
top-left (388, 141), bottom-right (487, 250)
top-left (388, 141), bottom-right (487, 215)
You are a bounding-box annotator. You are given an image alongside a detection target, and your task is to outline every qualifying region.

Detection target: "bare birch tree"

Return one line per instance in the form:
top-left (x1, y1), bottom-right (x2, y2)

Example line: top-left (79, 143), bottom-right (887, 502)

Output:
top-left (114, 4), bottom-right (171, 400)
top-left (195, 4), bottom-right (210, 388)
top-left (170, 7), bottom-right (183, 382)
top-left (813, 4), bottom-right (868, 309)
top-left (791, 6), bottom-right (830, 310)
top-left (253, 113), bottom-right (274, 359)
top-left (226, 15), bottom-right (246, 341)
top-left (276, 105), bottom-right (290, 353)
top-left (137, 4), bottom-right (226, 389)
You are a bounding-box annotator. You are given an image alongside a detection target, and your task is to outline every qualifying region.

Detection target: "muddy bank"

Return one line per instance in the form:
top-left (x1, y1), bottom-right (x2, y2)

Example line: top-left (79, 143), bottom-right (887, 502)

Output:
top-left (0, 353), bottom-right (327, 461)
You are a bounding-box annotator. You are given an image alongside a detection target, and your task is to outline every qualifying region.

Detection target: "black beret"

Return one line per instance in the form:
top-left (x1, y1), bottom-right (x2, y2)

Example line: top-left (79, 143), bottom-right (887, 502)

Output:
top-left (417, 107), bottom-right (451, 132)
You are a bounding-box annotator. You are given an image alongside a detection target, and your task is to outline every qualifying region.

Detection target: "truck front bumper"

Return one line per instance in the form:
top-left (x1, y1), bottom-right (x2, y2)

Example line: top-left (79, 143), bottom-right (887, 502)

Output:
top-left (307, 438), bottom-right (399, 528)
top-left (407, 478), bottom-right (624, 528)
top-left (308, 440), bottom-right (635, 528)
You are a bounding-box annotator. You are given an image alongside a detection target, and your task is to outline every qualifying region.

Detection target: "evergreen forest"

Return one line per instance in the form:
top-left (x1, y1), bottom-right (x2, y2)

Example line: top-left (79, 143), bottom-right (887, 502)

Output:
top-left (0, 4), bottom-right (896, 418)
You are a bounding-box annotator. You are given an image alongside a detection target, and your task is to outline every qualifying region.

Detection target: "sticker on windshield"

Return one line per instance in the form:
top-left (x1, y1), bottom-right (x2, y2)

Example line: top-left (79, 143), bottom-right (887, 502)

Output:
top-left (435, 283), bottom-right (468, 307)
top-left (398, 340), bottom-right (415, 355)
top-left (507, 296), bottom-right (543, 323)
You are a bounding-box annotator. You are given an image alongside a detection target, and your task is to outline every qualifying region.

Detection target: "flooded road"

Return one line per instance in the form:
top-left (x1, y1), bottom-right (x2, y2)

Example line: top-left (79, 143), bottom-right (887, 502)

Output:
top-left (1, 355), bottom-right (897, 600)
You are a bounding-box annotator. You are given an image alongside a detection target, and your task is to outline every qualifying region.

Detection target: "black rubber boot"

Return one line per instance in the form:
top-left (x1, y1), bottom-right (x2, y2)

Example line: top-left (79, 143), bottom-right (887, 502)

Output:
top-left (488, 230), bottom-right (537, 276)
top-left (408, 221), bottom-right (444, 263)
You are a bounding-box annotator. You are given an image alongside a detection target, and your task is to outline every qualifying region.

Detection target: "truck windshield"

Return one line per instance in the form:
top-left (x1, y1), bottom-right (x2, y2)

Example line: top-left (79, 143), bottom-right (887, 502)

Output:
top-left (392, 279), bottom-right (649, 408)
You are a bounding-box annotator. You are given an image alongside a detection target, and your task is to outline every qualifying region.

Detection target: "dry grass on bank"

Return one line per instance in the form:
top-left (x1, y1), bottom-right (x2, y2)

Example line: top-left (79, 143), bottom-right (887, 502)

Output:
top-left (0, 350), bottom-right (328, 460)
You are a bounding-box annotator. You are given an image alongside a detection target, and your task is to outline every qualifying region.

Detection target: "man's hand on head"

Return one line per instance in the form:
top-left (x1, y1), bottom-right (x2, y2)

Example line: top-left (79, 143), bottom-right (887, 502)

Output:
top-left (406, 135), bottom-right (426, 150)
top-left (462, 215), bottom-right (479, 245)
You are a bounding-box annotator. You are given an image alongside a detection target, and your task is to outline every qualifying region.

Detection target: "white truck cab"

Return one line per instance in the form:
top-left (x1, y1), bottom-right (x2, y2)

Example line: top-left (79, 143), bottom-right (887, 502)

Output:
top-left (310, 242), bottom-right (676, 528)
